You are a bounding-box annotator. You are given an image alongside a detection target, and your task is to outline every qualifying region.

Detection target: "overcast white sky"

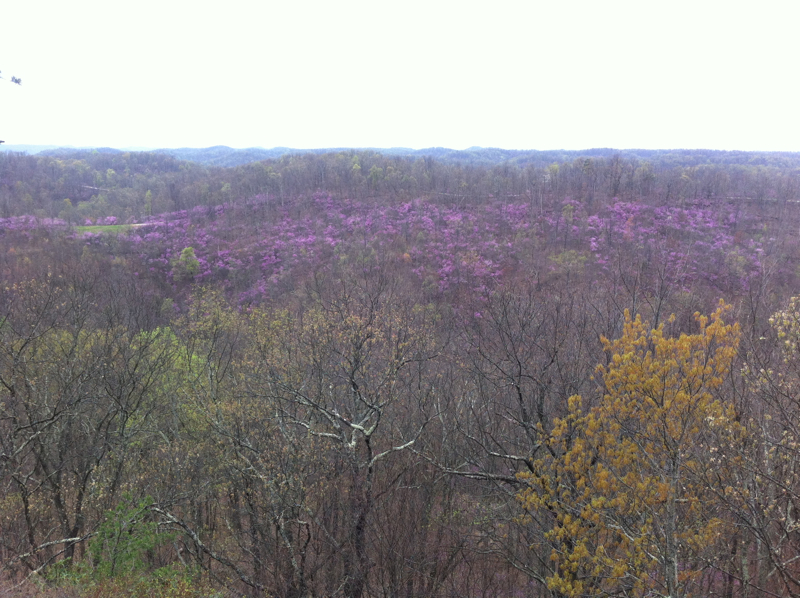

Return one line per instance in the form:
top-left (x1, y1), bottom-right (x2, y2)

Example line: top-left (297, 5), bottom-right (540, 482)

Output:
top-left (1, 1), bottom-right (798, 151)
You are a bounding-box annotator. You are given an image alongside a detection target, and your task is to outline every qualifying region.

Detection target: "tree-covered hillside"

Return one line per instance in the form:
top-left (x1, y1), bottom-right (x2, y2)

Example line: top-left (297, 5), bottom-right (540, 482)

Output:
top-left (2, 149), bottom-right (800, 598)
top-left (3, 146), bottom-right (800, 222)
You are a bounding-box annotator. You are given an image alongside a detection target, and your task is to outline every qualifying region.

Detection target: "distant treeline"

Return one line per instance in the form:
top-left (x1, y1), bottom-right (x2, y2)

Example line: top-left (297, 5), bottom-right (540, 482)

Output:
top-left (16, 144), bottom-right (800, 169)
top-left (1, 147), bottom-right (800, 224)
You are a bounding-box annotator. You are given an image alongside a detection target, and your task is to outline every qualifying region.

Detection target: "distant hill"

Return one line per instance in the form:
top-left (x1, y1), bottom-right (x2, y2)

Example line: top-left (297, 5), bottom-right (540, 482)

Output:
top-left (153, 146), bottom-right (620, 168)
top-left (156, 145), bottom-right (800, 169)
top-left (5, 144), bottom-right (800, 169)
top-left (0, 145), bottom-right (156, 154)
top-left (0, 144), bottom-right (80, 154)
top-left (153, 146), bottom-right (294, 167)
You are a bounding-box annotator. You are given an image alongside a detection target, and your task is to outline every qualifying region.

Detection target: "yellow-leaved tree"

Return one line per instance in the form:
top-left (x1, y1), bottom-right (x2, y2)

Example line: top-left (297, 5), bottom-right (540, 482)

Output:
top-left (518, 301), bottom-right (742, 598)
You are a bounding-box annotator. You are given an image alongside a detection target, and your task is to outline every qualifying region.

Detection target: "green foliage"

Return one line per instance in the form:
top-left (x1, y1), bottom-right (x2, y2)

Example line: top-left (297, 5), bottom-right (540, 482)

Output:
top-left (75, 224), bottom-right (132, 233)
top-left (89, 494), bottom-right (169, 579)
top-left (42, 493), bottom-right (171, 587)
top-left (40, 495), bottom-right (207, 595)
top-left (172, 246), bottom-right (200, 281)
top-left (58, 198), bottom-right (74, 224)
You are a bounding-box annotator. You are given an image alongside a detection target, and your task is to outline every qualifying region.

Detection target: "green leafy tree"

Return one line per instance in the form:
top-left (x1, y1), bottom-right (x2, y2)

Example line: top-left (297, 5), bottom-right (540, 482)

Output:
top-left (89, 495), bottom-right (166, 578)
top-left (172, 247), bottom-right (200, 282)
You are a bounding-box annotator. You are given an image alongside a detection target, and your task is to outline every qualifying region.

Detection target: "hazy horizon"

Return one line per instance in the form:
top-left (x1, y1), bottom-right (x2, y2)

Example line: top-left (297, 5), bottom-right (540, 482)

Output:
top-left (3, 0), bottom-right (799, 151)
top-left (6, 143), bottom-right (800, 156)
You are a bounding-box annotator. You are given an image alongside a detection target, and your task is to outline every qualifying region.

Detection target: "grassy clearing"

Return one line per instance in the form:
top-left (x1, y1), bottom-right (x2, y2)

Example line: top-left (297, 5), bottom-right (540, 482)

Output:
top-left (75, 224), bottom-right (133, 234)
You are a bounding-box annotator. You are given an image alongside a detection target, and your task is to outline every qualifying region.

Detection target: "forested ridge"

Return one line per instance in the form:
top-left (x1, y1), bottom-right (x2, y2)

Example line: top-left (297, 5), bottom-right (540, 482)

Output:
top-left (2, 148), bottom-right (800, 597)
top-left (4, 146), bottom-right (800, 221)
